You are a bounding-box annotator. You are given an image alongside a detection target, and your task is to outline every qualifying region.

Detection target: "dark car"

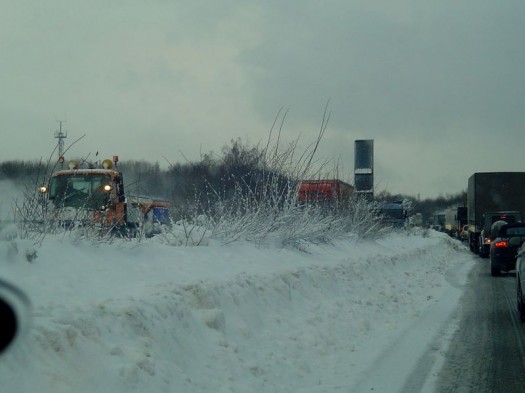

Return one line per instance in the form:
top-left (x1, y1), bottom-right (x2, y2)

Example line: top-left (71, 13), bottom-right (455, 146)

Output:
top-left (489, 222), bottom-right (525, 276)
top-left (479, 211), bottom-right (521, 258)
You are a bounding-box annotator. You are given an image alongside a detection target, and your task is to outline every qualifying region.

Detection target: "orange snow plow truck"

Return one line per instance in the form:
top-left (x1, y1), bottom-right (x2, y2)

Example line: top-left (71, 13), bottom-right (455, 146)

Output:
top-left (39, 156), bottom-right (171, 236)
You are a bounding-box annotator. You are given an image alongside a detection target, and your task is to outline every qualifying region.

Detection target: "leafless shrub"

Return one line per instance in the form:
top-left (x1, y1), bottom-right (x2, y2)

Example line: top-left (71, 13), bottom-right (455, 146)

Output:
top-left (182, 105), bottom-right (391, 248)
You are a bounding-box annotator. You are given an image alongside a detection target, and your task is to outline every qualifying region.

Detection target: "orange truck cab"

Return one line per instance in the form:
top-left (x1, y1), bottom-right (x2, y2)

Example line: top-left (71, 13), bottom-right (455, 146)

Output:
top-left (42, 158), bottom-right (170, 236)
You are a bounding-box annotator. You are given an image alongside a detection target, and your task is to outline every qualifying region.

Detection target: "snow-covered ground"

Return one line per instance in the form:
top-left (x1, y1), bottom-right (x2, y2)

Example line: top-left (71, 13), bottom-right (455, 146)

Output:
top-left (0, 222), bottom-right (473, 393)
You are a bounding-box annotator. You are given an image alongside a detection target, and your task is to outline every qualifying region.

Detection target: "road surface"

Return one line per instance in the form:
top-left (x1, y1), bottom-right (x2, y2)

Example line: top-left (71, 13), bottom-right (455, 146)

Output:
top-left (435, 256), bottom-right (525, 392)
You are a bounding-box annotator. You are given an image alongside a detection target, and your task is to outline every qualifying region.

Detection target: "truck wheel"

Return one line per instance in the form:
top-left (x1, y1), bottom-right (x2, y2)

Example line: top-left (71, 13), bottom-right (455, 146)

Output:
top-left (472, 241), bottom-right (479, 254)
top-left (470, 241), bottom-right (477, 253)
top-left (479, 246), bottom-right (488, 258)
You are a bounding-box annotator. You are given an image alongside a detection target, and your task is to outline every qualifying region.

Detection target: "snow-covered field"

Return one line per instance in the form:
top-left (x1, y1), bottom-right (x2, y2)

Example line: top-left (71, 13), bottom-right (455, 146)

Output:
top-left (0, 222), bottom-right (473, 393)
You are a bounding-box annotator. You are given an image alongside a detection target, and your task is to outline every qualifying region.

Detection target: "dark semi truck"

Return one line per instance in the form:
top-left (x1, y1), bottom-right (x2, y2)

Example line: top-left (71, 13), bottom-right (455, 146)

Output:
top-left (467, 172), bottom-right (525, 255)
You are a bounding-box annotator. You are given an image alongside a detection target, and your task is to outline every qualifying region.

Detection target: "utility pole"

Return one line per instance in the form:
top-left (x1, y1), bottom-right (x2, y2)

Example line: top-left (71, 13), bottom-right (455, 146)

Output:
top-left (54, 120), bottom-right (67, 167)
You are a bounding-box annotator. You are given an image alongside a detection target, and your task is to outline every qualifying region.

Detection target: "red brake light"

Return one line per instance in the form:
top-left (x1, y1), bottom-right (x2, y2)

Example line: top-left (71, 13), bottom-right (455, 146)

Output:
top-left (484, 238), bottom-right (492, 245)
top-left (494, 241), bottom-right (508, 248)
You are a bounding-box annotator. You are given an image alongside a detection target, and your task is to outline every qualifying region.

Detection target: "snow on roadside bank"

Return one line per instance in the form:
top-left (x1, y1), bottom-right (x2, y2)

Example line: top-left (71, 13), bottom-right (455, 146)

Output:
top-left (0, 230), bottom-right (473, 393)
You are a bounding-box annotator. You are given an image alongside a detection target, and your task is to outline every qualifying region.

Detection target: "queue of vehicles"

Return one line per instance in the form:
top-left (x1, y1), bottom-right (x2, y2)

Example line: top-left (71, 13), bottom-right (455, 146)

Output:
top-left (466, 172), bottom-right (525, 255)
top-left (464, 172), bottom-right (525, 270)
top-left (456, 171), bottom-right (525, 321)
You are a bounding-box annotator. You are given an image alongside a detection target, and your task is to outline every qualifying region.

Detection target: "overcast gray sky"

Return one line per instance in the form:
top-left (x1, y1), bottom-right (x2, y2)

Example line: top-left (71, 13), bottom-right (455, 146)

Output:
top-left (1, 0), bottom-right (524, 198)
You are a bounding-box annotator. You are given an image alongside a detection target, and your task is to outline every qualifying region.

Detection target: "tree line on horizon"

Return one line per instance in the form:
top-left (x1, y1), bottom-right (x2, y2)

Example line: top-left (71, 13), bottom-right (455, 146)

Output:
top-left (0, 140), bottom-right (466, 220)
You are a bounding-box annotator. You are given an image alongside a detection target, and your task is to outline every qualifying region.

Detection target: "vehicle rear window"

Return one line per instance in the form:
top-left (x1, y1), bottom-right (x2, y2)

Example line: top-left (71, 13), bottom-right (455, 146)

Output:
top-left (485, 214), bottom-right (519, 232)
top-left (492, 215), bottom-right (517, 224)
top-left (505, 227), bottom-right (525, 236)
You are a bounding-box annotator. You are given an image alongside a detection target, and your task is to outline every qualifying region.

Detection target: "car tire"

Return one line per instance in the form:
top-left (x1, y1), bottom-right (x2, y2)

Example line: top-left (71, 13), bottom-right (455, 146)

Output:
top-left (518, 280), bottom-right (525, 322)
top-left (491, 259), bottom-right (501, 276)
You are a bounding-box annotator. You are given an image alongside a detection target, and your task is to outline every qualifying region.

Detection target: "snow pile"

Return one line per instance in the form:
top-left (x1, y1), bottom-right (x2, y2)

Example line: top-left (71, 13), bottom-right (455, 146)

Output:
top-left (0, 229), bottom-right (473, 393)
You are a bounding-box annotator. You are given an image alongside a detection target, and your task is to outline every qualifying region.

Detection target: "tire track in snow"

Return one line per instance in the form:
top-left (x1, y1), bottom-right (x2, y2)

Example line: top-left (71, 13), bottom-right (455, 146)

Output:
top-left (348, 256), bottom-right (472, 393)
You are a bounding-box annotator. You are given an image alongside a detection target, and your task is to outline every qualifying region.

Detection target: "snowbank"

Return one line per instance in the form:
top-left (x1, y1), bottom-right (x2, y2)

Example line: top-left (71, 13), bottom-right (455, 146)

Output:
top-left (0, 229), bottom-right (473, 393)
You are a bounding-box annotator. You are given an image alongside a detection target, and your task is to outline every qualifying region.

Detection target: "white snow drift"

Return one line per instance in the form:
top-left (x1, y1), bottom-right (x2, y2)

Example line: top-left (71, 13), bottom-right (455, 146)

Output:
top-left (0, 226), bottom-right (473, 393)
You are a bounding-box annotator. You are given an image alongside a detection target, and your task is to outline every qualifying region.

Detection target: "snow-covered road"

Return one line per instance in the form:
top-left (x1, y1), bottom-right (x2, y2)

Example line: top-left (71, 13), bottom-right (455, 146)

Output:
top-left (435, 257), bottom-right (525, 393)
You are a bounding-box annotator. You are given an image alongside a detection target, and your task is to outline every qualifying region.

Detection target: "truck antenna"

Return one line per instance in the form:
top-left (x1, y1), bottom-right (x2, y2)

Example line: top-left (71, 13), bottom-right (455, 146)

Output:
top-left (54, 120), bottom-right (68, 166)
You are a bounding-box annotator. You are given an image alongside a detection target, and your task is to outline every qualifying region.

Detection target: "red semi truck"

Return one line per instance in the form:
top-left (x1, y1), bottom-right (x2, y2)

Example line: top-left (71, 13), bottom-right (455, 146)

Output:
top-left (297, 179), bottom-right (354, 207)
